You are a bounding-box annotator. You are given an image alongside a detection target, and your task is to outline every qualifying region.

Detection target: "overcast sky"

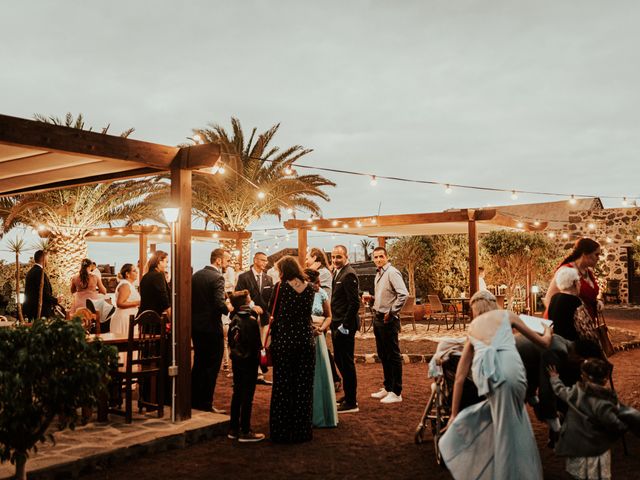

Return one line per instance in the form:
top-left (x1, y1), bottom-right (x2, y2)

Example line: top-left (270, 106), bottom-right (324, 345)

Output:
top-left (2, 0), bottom-right (640, 265)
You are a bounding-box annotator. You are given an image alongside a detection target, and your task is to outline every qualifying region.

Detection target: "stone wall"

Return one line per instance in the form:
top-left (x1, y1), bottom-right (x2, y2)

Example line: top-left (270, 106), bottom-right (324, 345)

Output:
top-left (547, 207), bottom-right (640, 303)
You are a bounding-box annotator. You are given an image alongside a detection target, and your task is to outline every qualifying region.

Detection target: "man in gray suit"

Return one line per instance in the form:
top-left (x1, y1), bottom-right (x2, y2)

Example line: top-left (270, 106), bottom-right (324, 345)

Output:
top-left (191, 248), bottom-right (231, 413)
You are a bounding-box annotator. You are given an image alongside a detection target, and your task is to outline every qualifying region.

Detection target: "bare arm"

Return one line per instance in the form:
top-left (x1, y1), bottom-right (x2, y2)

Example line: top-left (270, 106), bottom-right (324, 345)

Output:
top-left (97, 277), bottom-right (107, 295)
top-left (449, 340), bottom-right (474, 422)
top-left (511, 312), bottom-right (553, 348)
top-left (319, 298), bottom-right (332, 332)
top-left (116, 283), bottom-right (139, 309)
top-left (544, 274), bottom-right (560, 307)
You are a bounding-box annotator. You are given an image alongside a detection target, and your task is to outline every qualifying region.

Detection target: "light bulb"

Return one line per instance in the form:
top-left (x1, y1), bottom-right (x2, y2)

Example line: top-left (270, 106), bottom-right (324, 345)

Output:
top-left (622, 197), bottom-right (628, 206)
top-left (569, 195), bottom-right (577, 205)
top-left (193, 134), bottom-right (202, 143)
top-left (534, 220), bottom-right (540, 227)
top-left (312, 225), bottom-right (317, 231)
top-left (588, 223), bottom-right (596, 231)
top-left (370, 175), bottom-right (377, 186)
top-left (332, 220), bottom-right (338, 227)
top-left (517, 221), bottom-right (524, 228)
top-left (286, 207), bottom-right (293, 214)
top-left (284, 166), bottom-right (294, 175)
top-left (547, 232), bottom-right (555, 238)
top-left (445, 184), bottom-right (452, 194)
top-left (511, 190), bottom-right (518, 200)
top-left (562, 233), bottom-right (569, 239)
top-left (257, 191), bottom-right (266, 199)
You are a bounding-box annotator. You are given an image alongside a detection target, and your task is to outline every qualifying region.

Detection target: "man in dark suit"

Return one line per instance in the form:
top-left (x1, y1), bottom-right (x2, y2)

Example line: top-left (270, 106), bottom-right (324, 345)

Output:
top-left (234, 251), bottom-right (274, 385)
top-left (330, 245), bottom-right (361, 413)
top-left (22, 250), bottom-right (58, 320)
top-left (191, 248), bottom-right (231, 413)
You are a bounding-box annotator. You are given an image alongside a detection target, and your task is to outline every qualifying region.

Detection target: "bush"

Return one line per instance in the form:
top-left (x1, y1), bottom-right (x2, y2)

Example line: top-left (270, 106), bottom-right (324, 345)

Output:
top-left (0, 318), bottom-right (117, 479)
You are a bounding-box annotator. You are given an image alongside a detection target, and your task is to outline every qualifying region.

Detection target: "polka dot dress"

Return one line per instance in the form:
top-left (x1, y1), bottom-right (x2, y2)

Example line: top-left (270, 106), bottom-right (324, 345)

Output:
top-left (269, 281), bottom-right (316, 443)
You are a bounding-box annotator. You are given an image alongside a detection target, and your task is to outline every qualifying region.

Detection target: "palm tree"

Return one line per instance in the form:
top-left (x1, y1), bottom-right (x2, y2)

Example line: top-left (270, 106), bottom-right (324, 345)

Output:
top-left (190, 118), bottom-right (335, 264)
top-left (5, 237), bottom-right (27, 322)
top-left (360, 239), bottom-right (374, 261)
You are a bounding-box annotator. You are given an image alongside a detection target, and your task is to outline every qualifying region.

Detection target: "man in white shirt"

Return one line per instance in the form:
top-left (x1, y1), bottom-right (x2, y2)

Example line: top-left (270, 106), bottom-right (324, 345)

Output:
top-left (370, 246), bottom-right (408, 404)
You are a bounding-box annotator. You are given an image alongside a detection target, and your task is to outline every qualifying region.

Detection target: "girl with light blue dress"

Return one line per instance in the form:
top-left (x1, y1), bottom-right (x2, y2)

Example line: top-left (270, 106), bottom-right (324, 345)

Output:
top-left (439, 290), bottom-right (552, 480)
top-left (305, 269), bottom-right (338, 428)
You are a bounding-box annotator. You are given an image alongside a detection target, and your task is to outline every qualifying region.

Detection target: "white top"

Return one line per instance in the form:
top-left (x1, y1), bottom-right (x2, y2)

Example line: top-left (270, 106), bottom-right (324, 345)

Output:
top-left (479, 276), bottom-right (488, 292)
top-left (110, 280), bottom-right (141, 335)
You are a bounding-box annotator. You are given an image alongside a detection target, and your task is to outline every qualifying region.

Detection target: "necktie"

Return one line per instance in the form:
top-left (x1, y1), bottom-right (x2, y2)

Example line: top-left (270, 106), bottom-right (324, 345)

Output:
top-left (257, 273), bottom-right (262, 291)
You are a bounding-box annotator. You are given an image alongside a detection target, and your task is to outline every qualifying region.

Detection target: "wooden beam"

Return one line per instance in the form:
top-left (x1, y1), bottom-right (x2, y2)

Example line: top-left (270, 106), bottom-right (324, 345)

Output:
top-left (468, 218), bottom-right (479, 301)
top-left (139, 233), bottom-right (148, 275)
top-left (377, 237), bottom-right (386, 248)
top-left (297, 228), bottom-right (307, 267)
top-left (284, 209), bottom-right (499, 231)
top-left (171, 144), bottom-right (222, 170)
top-left (171, 166), bottom-right (192, 421)
top-left (0, 114), bottom-right (179, 169)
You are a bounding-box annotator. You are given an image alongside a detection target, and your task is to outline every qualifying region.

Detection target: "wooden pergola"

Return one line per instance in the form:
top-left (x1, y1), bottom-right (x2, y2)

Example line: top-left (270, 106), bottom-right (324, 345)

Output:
top-left (0, 113), bottom-right (221, 421)
top-left (284, 209), bottom-right (547, 296)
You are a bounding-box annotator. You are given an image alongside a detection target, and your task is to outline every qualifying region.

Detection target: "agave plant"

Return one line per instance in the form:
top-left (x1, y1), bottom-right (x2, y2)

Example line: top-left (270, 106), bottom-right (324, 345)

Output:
top-left (190, 117), bottom-right (334, 263)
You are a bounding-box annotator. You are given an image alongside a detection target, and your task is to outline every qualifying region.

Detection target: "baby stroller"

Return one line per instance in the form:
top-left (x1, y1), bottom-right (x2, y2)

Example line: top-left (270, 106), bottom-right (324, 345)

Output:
top-left (415, 338), bottom-right (483, 465)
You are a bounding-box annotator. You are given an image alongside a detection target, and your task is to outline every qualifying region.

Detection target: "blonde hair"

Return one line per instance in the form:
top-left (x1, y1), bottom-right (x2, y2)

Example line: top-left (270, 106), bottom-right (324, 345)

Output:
top-left (470, 290), bottom-right (498, 316)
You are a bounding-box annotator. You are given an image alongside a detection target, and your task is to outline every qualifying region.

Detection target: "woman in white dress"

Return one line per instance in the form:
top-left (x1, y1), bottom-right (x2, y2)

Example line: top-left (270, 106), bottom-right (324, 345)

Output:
top-left (111, 263), bottom-right (141, 335)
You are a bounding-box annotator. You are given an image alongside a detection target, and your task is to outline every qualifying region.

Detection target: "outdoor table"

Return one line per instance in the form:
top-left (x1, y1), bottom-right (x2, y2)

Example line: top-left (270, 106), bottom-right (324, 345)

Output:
top-left (444, 297), bottom-right (471, 328)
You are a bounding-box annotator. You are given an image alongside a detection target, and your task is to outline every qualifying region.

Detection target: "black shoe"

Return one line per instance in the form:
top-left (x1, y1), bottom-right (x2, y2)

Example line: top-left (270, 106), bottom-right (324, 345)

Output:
top-left (256, 378), bottom-right (272, 386)
top-left (337, 401), bottom-right (359, 414)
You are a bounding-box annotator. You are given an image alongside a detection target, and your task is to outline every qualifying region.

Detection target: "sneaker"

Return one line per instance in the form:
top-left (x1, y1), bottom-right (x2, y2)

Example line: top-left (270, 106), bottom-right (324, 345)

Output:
top-left (335, 396), bottom-right (345, 405)
top-left (238, 431), bottom-right (266, 443)
top-left (337, 401), bottom-right (359, 414)
top-left (256, 377), bottom-right (273, 386)
top-left (380, 392), bottom-right (402, 404)
top-left (371, 388), bottom-right (389, 399)
top-left (227, 429), bottom-right (238, 440)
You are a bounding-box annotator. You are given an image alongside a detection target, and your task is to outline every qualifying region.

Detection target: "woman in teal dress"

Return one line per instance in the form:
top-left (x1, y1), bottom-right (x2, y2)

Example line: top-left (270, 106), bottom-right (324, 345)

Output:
top-left (305, 269), bottom-right (338, 428)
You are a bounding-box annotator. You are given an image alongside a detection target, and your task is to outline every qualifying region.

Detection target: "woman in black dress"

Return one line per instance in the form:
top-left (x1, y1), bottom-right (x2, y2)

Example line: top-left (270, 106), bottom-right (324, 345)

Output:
top-left (138, 251), bottom-right (170, 317)
top-left (547, 267), bottom-right (583, 341)
top-left (269, 256), bottom-right (316, 443)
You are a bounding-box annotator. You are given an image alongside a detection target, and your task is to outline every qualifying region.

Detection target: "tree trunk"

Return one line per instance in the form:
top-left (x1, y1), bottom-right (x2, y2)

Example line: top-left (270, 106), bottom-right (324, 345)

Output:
top-left (15, 454), bottom-right (27, 480)
top-left (220, 238), bottom-right (250, 271)
top-left (15, 251), bottom-right (23, 323)
top-left (408, 266), bottom-right (416, 297)
top-left (46, 231), bottom-right (88, 309)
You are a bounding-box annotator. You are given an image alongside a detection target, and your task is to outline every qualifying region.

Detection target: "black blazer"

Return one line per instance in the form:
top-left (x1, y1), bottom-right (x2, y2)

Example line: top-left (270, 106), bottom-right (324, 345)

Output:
top-left (22, 264), bottom-right (57, 320)
top-left (138, 270), bottom-right (170, 316)
top-left (235, 269), bottom-right (274, 326)
top-left (191, 266), bottom-right (229, 334)
top-left (330, 264), bottom-right (360, 332)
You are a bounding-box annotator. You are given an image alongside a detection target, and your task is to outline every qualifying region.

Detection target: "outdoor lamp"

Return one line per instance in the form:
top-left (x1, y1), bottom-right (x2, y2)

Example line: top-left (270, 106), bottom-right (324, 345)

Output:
top-left (531, 286), bottom-right (540, 294)
top-left (162, 207), bottom-right (180, 223)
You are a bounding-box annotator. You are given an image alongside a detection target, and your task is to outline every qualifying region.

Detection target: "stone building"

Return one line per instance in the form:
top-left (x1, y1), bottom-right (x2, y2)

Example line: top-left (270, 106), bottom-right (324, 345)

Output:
top-left (496, 198), bottom-right (640, 304)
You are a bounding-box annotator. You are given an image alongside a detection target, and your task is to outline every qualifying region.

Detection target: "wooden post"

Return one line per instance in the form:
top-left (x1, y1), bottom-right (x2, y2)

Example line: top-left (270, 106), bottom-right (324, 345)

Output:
top-left (236, 237), bottom-right (244, 270)
top-left (139, 233), bottom-right (148, 274)
top-left (468, 216), bottom-right (479, 299)
top-left (526, 265), bottom-right (533, 314)
top-left (171, 166), bottom-right (192, 421)
top-left (377, 237), bottom-right (386, 249)
top-left (297, 228), bottom-right (307, 267)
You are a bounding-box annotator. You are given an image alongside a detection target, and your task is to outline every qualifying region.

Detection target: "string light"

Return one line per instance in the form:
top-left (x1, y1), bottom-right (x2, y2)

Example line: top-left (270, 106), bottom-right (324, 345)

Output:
top-left (332, 220), bottom-right (339, 227)
top-left (569, 195), bottom-right (577, 205)
top-left (516, 221), bottom-right (524, 228)
top-left (622, 197), bottom-right (628, 206)
top-left (117, 228), bottom-right (124, 234)
top-left (511, 190), bottom-right (518, 200)
top-left (588, 223), bottom-right (596, 231)
top-left (370, 175), bottom-right (378, 186)
top-left (533, 220), bottom-right (540, 227)
top-left (257, 191), bottom-right (266, 200)
top-left (562, 233), bottom-right (569, 239)
top-left (312, 225), bottom-right (318, 231)
top-left (371, 218), bottom-right (377, 224)
top-left (286, 207), bottom-right (294, 214)
top-left (218, 162), bottom-right (226, 174)
top-left (547, 232), bottom-right (555, 238)
top-left (445, 184), bottom-right (452, 194)
top-left (343, 223), bottom-right (349, 229)
top-left (213, 233), bottom-right (219, 239)
top-left (306, 216), bottom-right (313, 223)
top-left (356, 220), bottom-right (362, 227)
top-left (284, 165), bottom-right (294, 176)
top-left (193, 134), bottom-right (202, 144)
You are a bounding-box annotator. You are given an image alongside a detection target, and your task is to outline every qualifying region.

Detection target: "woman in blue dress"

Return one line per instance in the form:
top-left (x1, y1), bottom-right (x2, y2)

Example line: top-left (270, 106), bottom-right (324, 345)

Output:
top-left (439, 290), bottom-right (552, 480)
top-left (305, 269), bottom-right (338, 428)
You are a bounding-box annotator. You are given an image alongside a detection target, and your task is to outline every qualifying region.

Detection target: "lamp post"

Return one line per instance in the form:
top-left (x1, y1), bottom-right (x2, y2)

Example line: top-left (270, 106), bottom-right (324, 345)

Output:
top-left (162, 207), bottom-right (180, 422)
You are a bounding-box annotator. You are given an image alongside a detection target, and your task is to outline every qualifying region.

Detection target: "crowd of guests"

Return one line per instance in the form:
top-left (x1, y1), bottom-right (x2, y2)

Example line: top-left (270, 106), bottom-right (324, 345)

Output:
top-left (18, 236), bottom-right (640, 477)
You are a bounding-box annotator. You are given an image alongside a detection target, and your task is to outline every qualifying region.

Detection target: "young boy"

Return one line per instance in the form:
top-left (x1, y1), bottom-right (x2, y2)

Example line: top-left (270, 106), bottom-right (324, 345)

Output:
top-left (548, 359), bottom-right (627, 480)
top-left (227, 290), bottom-right (265, 443)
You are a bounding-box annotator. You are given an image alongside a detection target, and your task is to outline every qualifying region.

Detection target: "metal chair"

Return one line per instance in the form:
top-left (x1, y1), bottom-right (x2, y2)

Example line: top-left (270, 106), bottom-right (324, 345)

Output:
top-left (426, 295), bottom-right (455, 332)
top-left (399, 295), bottom-right (417, 333)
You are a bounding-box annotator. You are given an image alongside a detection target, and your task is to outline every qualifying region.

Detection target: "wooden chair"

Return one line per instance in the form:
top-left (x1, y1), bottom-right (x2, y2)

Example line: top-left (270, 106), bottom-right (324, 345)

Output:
top-left (495, 295), bottom-right (505, 309)
top-left (426, 295), bottom-right (455, 332)
top-left (399, 295), bottom-right (416, 333)
top-left (109, 310), bottom-right (166, 423)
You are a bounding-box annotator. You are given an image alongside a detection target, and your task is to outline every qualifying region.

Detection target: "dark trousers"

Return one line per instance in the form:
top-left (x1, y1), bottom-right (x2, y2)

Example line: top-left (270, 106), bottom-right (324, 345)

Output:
top-left (373, 314), bottom-right (403, 395)
top-left (191, 329), bottom-right (224, 411)
top-left (230, 358), bottom-right (258, 433)
top-left (331, 326), bottom-right (357, 405)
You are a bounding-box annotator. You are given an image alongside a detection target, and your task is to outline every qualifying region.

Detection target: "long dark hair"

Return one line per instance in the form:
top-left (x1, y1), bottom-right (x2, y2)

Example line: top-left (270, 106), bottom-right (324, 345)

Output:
top-left (147, 250), bottom-right (168, 272)
top-left (79, 258), bottom-right (93, 288)
top-left (308, 247), bottom-right (330, 269)
top-left (560, 238), bottom-right (600, 267)
top-left (277, 256), bottom-right (307, 282)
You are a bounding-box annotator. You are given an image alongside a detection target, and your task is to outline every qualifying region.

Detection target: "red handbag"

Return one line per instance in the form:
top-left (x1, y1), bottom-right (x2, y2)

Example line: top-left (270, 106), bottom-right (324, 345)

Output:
top-left (260, 282), bottom-right (281, 369)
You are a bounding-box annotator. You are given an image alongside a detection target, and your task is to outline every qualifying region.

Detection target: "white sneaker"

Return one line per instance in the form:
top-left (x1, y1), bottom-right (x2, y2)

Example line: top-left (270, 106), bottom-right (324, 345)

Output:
top-left (371, 388), bottom-right (389, 399)
top-left (380, 392), bottom-right (402, 404)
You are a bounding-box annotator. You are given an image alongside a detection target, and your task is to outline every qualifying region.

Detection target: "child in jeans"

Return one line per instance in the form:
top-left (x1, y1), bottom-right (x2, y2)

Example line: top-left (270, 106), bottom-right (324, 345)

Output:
top-left (227, 290), bottom-right (265, 443)
top-left (548, 359), bottom-right (627, 480)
